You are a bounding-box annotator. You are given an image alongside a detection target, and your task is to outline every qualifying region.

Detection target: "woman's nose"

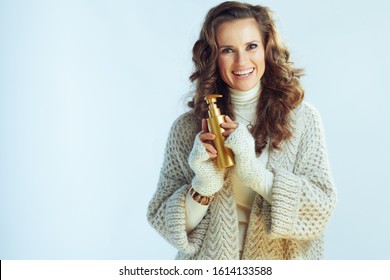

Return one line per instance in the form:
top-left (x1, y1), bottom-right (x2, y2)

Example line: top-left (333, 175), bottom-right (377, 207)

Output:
top-left (235, 50), bottom-right (249, 66)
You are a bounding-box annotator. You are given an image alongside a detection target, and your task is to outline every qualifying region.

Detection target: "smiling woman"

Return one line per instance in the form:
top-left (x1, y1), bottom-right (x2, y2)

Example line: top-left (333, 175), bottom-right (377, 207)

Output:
top-left (216, 18), bottom-right (265, 91)
top-left (147, 1), bottom-right (337, 260)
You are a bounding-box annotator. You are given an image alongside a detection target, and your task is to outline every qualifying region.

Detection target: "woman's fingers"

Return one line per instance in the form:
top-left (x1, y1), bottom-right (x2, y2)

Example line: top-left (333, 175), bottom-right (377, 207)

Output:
top-left (199, 132), bottom-right (215, 142)
top-left (201, 119), bottom-right (209, 133)
top-left (204, 143), bottom-right (217, 158)
top-left (221, 115), bottom-right (238, 128)
top-left (200, 134), bottom-right (217, 155)
top-left (200, 119), bottom-right (217, 158)
top-left (221, 115), bottom-right (238, 137)
top-left (222, 128), bottom-right (235, 137)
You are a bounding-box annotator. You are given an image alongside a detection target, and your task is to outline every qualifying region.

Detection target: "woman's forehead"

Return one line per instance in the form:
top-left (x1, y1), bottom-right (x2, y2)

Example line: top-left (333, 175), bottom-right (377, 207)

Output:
top-left (216, 18), bottom-right (262, 45)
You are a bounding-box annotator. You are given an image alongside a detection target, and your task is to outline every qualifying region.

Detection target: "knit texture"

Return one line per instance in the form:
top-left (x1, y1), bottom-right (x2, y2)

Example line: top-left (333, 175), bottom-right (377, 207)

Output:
top-left (225, 122), bottom-right (268, 188)
top-left (147, 101), bottom-right (337, 260)
top-left (188, 132), bottom-right (225, 196)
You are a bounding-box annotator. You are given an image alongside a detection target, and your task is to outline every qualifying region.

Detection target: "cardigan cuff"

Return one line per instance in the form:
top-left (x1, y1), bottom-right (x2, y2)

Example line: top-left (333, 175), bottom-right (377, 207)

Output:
top-left (269, 169), bottom-right (302, 238)
top-left (165, 185), bottom-right (205, 254)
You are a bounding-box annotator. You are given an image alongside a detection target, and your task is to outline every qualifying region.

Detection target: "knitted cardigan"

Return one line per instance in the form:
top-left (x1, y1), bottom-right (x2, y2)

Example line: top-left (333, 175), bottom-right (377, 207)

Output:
top-left (147, 101), bottom-right (336, 260)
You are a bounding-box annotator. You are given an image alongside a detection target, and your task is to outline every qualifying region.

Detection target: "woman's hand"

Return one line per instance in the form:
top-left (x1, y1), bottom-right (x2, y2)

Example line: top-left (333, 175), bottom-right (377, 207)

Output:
top-left (199, 119), bottom-right (218, 159)
top-left (224, 123), bottom-right (266, 187)
top-left (221, 115), bottom-right (238, 138)
top-left (188, 124), bottom-right (225, 197)
top-left (199, 116), bottom-right (237, 159)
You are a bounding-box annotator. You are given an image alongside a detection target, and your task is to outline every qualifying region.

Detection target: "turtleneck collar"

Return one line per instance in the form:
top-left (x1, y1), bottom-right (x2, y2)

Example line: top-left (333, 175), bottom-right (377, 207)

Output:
top-left (228, 81), bottom-right (261, 109)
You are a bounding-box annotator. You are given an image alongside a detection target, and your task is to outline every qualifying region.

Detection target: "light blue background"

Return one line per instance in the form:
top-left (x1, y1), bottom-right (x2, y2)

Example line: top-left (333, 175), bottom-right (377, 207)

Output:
top-left (1, 0), bottom-right (389, 259)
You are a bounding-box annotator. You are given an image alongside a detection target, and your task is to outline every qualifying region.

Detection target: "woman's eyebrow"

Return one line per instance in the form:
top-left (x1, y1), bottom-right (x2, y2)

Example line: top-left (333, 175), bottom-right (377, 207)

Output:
top-left (218, 44), bottom-right (233, 49)
top-left (218, 40), bottom-right (261, 49)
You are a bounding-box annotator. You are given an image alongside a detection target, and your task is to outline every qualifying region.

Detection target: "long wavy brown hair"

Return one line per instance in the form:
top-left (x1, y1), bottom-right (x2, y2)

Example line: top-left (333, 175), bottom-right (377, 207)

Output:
top-left (188, 1), bottom-right (304, 153)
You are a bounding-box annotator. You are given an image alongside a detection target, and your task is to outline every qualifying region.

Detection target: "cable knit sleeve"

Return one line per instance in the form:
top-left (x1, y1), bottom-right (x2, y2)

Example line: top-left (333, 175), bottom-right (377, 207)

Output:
top-left (147, 112), bottom-right (209, 255)
top-left (265, 103), bottom-right (337, 240)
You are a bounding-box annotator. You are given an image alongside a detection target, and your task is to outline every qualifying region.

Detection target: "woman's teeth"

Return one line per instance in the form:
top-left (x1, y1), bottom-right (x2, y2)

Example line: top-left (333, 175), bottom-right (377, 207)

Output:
top-left (232, 68), bottom-right (254, 76)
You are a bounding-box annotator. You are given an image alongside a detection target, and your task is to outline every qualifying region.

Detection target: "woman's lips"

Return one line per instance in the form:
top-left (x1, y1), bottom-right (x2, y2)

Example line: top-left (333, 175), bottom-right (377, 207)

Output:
top-left (232, 67), bottom-right (255, 77)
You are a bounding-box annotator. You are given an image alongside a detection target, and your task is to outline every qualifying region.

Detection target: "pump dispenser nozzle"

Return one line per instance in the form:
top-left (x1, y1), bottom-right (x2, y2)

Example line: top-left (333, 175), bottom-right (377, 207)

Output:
top-left (204, 94), bottom-right (235, 168)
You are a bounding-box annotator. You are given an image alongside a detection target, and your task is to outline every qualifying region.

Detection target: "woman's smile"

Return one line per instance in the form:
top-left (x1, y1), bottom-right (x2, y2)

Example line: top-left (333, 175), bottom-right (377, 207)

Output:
top-left (232, 67), bottom-right (255, 78)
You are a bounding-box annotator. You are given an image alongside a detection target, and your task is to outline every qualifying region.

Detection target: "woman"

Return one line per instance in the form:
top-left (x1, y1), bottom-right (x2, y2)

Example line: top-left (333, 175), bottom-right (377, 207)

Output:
top-left (147, 1), bottom-right (336, 260)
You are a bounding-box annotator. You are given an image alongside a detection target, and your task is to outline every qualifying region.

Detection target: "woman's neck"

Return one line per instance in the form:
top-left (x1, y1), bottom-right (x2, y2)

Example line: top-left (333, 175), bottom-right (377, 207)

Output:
top-left (229, 81), bottom-right (261, 110)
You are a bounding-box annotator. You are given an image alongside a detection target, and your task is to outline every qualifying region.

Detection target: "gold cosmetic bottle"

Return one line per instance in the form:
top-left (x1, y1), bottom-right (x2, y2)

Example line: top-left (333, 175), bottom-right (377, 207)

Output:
top-left (204, 94), bottom-right (235, 168)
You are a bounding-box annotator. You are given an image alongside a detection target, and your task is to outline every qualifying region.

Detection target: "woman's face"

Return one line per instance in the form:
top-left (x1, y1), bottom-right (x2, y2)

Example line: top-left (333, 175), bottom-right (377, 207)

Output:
top-left (216, 18), bottom-right (265, 91)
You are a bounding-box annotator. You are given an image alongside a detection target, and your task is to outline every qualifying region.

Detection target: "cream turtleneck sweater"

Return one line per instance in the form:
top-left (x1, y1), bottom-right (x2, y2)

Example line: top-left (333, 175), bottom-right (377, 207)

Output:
top-left (228, 82), bottom-right (274, 251)
top-left (185, 82), bottom-right (274, 252)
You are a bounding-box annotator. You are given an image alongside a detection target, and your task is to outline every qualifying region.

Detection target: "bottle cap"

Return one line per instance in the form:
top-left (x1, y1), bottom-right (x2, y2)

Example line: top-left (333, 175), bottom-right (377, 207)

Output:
top-left (204, 94), bottom-right (222, 104)
top-left (205, 94), bottom-right (222, 118)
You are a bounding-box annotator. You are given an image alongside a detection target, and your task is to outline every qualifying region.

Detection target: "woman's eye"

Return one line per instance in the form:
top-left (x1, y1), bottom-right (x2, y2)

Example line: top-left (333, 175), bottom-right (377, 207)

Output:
top-left (248, 43), bottom-right (258, 50)
top-left (222, 48), bottom-right (234, 54)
